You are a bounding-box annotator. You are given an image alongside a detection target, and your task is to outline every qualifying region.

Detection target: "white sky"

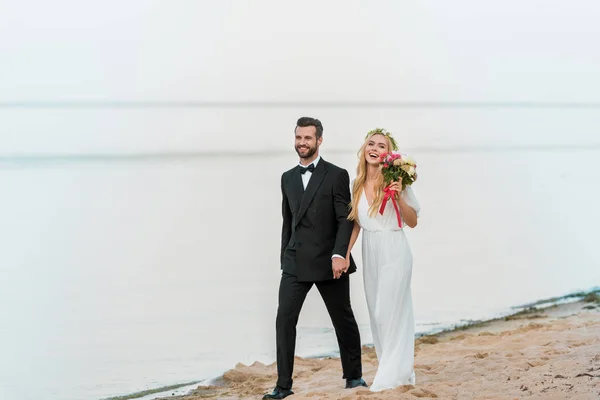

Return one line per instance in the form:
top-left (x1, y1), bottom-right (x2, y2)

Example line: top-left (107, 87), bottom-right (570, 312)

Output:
top-left (1, 0), bottom-right (599, 153)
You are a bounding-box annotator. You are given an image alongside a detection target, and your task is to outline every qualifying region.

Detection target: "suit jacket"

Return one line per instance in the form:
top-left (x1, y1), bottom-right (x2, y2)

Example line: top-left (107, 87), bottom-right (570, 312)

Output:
top-left (280, 158), bottom-right (357, 282)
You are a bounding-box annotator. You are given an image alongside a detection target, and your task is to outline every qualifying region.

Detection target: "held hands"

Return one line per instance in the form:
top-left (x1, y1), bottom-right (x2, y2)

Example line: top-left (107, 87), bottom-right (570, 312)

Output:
top-left (332, 257), bottom-right (346, 279)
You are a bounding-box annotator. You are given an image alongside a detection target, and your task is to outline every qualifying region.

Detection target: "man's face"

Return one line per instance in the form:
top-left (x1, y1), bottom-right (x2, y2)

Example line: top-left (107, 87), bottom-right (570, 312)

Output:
top-left (295, 126), bottom-right (322, 159)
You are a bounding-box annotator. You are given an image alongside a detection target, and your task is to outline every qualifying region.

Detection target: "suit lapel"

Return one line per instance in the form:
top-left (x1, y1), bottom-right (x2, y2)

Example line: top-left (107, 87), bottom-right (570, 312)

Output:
top-left (295, 159), bottom-right (328, 228)
top-left (290, 166), bottom-right (304, 212)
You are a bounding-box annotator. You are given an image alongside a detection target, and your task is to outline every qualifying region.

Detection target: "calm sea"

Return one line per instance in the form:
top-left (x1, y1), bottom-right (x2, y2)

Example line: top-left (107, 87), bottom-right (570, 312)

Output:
top-left (0, 145), bottom-right (598, 400)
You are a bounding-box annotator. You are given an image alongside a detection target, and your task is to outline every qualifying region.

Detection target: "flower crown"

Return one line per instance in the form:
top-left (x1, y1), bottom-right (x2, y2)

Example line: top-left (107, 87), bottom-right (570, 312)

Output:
top-left (365, 128), bottom-right (398, 151)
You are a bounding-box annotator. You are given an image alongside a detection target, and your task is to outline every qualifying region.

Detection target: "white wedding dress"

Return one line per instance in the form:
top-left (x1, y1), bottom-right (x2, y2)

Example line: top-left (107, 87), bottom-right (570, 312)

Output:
top-left (355, 185), bottom-right (421, 392)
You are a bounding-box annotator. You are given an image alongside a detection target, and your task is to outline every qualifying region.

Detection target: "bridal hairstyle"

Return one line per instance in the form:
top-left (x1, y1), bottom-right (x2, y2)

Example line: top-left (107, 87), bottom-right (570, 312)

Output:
top-left (348, 130), bottom-right (396, 222)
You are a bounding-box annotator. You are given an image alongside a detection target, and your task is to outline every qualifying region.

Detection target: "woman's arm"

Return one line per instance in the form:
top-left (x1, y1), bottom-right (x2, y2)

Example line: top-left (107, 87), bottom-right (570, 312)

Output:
top-left (389, 181), bottom-right (418, 228)
top-left (345, 221), bottom-right (361, 268)
top-left (397, 192), bottom-right (418, 228)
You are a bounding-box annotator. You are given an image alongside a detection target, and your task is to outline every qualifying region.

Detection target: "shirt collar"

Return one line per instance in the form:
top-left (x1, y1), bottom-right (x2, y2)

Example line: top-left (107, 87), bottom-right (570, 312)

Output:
top-left (298, 155), bottom-right (321, 169)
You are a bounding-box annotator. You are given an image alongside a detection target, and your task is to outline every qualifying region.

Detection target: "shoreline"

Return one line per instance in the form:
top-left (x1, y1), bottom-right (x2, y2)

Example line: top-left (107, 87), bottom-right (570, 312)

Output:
top-left (142, 288), bottom-right (600, 400)
top-left (102, 381), bottom-right (203, 400)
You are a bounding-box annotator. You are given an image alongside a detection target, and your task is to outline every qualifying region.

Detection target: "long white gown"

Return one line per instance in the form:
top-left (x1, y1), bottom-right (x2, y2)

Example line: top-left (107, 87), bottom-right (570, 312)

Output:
top-left (355, 185), bottom-right (421, 392)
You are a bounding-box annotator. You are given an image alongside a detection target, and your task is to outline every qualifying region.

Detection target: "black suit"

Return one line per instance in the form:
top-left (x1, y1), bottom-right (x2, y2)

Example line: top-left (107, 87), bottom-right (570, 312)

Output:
top-left (276, 158), bottom-right (362, 389)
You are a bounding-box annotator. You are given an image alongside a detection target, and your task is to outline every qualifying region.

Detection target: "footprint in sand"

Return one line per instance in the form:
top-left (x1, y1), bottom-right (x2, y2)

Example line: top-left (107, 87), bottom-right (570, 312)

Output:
top-left (338, 391), bottom-right (372, 400)
top-left (544, 348), bottom-right (570, 356)
top-left (415, 364), bottom-right (436, 375)
top-left (569, 340), bottom-right (591, 347)
top-left (417, 336), bottom-right (440, 345)
top-left (449, 333), bottom-right (469, 341)
top-left (410, 388), bottom-right (438, 398)
top-left (415, 364), bottom-right (433, 370)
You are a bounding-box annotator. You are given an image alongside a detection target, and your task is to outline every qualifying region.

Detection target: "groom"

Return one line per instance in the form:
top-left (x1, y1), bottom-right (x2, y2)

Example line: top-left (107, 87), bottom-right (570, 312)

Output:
top-left (263, 117), bottom-right (366, 399)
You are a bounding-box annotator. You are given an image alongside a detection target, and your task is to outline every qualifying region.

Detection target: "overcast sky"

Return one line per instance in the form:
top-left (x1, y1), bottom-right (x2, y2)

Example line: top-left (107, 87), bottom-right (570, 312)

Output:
top-left (1, 0), bottom-right (599, 154)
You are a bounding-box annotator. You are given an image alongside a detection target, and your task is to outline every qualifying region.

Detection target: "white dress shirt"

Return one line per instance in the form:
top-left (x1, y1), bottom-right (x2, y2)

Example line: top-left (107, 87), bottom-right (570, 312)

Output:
top-left (298, 155), bottom-right (344, 261)
top-left (298, 155), bottom-right (320, 190)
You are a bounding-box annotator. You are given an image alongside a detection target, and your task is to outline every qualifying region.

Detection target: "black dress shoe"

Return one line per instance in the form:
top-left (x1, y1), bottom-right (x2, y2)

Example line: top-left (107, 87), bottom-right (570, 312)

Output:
top-left (262, 386), bottom-right (294, 399)
top-left (345, 377), bottom-right (368, 389)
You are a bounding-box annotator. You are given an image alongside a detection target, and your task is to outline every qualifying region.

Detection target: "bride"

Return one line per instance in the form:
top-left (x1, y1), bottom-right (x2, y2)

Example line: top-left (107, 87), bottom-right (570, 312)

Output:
top-left (344, 128), bottom-right (421, 392)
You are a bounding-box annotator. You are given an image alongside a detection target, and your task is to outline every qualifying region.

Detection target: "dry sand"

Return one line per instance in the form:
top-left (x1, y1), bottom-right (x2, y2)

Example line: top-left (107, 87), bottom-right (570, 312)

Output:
top-left (158, 300), bottom-right (600, 399)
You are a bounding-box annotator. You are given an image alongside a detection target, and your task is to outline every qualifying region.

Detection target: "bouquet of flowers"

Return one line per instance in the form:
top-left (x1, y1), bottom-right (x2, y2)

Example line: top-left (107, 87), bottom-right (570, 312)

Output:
top-left (380, 151), bottom-right (417, 190)
top-left (378, 151), bottom-right (418, 227)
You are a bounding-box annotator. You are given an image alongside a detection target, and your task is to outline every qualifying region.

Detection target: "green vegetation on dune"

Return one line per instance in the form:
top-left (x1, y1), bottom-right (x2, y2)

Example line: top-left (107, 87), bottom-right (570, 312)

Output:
top-left (516, 288), bottom-right (600, 309)
top-left (583, 292), bottom-right (600, 303)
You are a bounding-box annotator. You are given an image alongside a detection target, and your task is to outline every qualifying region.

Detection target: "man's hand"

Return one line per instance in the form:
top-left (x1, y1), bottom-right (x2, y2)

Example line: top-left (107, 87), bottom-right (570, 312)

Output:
top-left (332, 257), bottom-right (346, 279)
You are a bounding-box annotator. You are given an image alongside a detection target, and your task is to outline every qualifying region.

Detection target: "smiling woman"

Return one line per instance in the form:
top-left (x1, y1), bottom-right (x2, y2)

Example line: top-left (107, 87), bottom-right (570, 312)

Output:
top-left (346, 128), bottom-right (421, 391)
top-left (348, 131), bottom-right (397, 223)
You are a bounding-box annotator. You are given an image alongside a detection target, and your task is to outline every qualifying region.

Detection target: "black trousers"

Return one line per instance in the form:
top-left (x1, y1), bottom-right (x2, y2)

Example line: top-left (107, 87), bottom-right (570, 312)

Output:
top-left (275, 272), bottom-right (362, 389)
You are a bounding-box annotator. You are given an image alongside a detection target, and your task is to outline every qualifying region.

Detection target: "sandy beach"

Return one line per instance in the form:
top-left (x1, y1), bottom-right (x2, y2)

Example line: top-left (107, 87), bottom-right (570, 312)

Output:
top-left (157, 295), bottom-right (600, 400)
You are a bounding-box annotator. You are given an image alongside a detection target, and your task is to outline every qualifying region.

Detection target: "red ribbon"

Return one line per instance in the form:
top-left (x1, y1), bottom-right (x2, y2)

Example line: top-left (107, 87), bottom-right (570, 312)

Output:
top-left (379, 185), bottom-right (403, 228)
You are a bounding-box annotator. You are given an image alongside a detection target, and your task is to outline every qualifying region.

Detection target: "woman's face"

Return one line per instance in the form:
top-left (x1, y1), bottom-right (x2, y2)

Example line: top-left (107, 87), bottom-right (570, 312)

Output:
top-left (364, 134), bottom-right (389, 166)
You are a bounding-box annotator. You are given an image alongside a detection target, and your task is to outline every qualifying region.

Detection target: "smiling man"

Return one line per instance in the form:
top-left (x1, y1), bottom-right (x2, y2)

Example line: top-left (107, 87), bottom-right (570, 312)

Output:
top-left (263, 117), bottom-right (366, 399)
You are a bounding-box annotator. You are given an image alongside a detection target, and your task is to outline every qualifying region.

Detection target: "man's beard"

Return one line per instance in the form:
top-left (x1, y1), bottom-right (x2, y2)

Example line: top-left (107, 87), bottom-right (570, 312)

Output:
top-left (295, 144), bottom-right (317, 160)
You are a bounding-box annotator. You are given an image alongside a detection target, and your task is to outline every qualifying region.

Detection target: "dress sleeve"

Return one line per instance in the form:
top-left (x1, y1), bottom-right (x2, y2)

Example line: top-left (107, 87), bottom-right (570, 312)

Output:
top-left (401, 185), bottom-right (421, 218)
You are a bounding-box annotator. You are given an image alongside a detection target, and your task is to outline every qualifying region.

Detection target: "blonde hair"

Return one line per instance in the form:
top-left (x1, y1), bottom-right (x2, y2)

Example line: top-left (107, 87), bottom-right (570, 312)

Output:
top-left (348, 133), bottom-right (394, 222)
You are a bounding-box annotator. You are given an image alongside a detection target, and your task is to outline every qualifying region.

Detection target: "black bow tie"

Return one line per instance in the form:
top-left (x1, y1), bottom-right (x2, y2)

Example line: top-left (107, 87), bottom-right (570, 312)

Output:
top-left (300, 164), bottom-right (315, 174)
